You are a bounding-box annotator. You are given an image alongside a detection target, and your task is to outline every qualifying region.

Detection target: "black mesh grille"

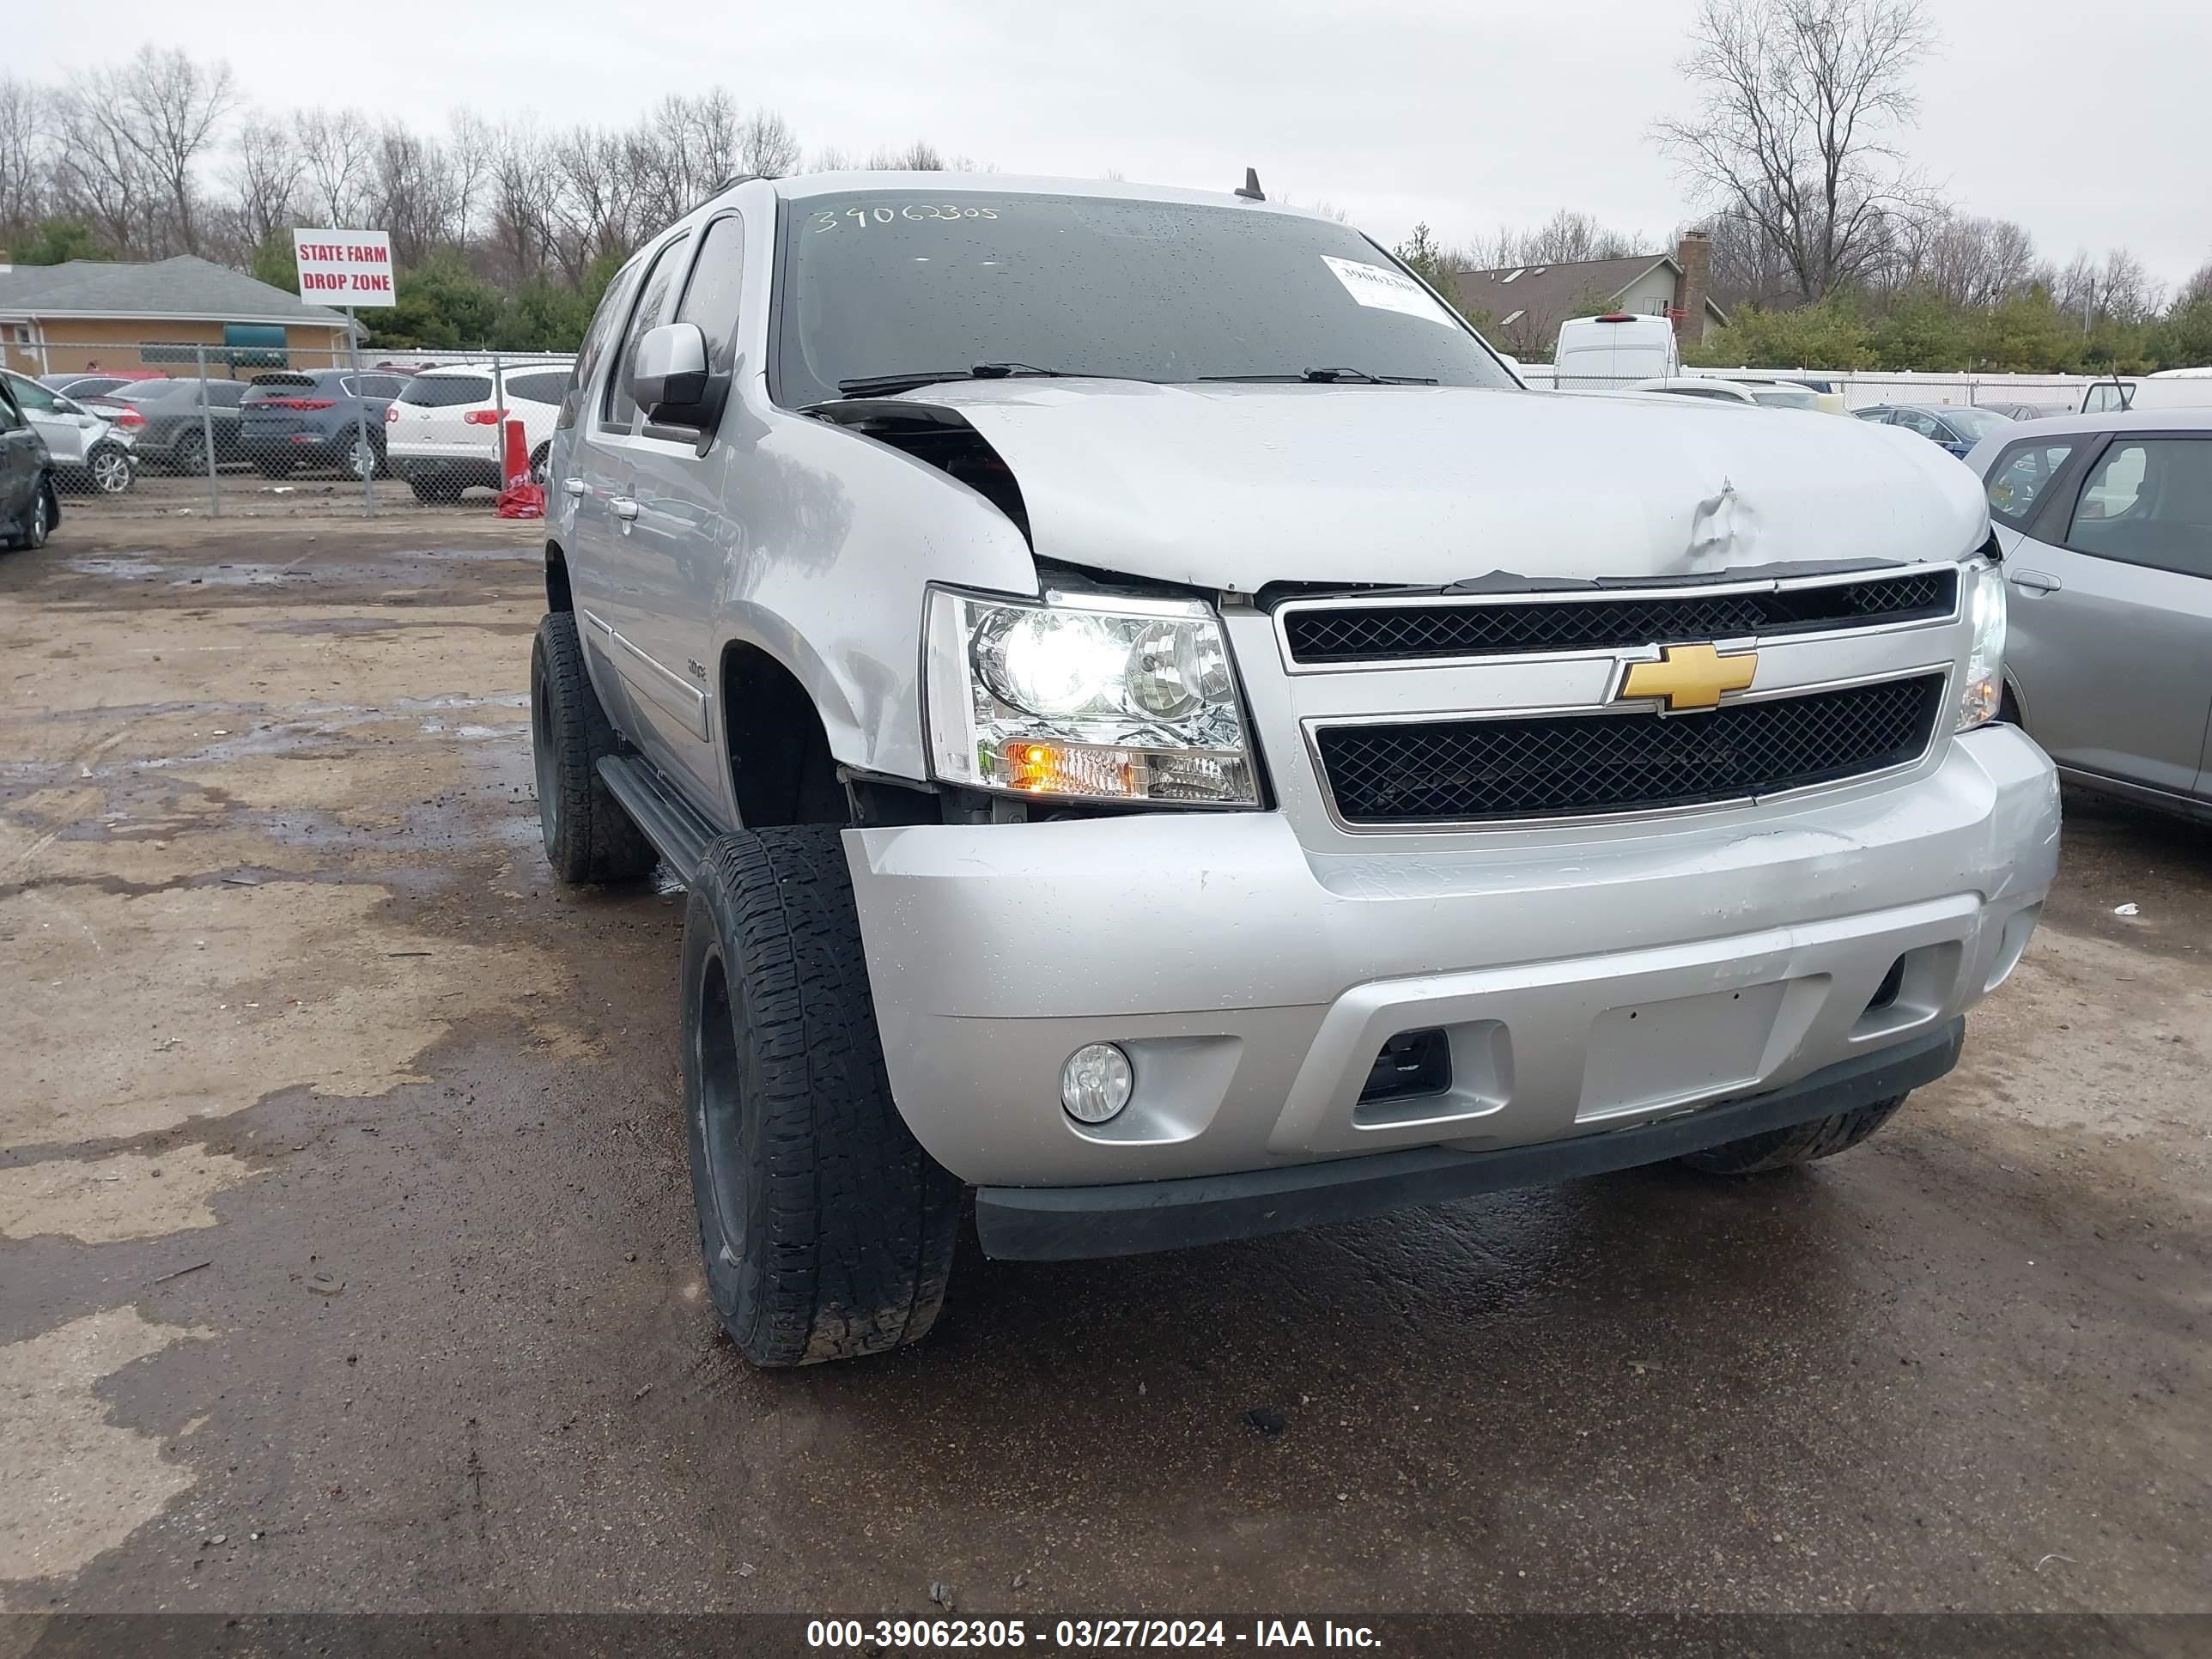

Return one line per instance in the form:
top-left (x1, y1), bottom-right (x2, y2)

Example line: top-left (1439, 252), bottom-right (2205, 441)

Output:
top-left (1316, 675), bottom-right (1946, 824)
top-left (1283, 572), bottom-right (1955, 665)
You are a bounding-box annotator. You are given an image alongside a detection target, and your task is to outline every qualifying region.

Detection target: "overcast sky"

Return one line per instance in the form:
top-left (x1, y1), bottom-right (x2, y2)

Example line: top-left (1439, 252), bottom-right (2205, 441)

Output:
top-left (17, 0), bottom-right (2212, 288)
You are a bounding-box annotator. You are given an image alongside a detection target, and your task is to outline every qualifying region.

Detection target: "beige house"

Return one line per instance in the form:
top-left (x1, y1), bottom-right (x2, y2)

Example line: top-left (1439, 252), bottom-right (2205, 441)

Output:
top-left (0, 254), bottom-right (353, 377)
top-left (1452, 234), bottom-right (1727, 360)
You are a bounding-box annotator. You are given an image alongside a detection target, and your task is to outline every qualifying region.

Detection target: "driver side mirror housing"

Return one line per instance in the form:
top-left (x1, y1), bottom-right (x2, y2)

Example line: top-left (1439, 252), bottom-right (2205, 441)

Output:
top-left (629, 322), bottom-right (725, 432)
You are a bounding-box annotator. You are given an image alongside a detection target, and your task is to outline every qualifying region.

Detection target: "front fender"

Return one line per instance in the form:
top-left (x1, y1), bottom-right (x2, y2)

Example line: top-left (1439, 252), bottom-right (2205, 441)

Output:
top-left (714, 410), bottom-right (1039, 781)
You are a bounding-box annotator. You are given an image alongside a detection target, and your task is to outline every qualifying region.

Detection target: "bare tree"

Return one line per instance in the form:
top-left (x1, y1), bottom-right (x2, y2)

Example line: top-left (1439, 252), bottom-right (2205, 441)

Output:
top-left (295, 106), bottom-right (375, 226)
top-left (738, 107), bottom-right (799, 179)
top-left (1655, 0), bottom-right (1939, 300)
top-left (867, 140), bottom-right (945, 171)
top-left (2055, 247), bottom-right (2164, 328)
top-left (1516, 208), bottom-right (1644, 265)
top-left (0, 77), bottom-right (55, 240)
top-left (55, 48), bottom-right (235, 256)
top-left (1893, 211), bottom-right (2043, 307)
top-left (2181, 258), bottom-right (2212, 308)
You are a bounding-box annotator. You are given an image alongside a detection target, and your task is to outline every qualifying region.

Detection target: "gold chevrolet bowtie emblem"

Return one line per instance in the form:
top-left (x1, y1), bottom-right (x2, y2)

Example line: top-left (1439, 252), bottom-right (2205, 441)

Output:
top-left (1619, 643), bottom-right (1758, 712)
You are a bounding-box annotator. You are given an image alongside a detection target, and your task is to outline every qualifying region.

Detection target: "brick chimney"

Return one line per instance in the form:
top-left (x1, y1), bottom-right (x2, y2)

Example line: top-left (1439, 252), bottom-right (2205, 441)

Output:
top-left (1674, 230), bottom-right (1711, 343)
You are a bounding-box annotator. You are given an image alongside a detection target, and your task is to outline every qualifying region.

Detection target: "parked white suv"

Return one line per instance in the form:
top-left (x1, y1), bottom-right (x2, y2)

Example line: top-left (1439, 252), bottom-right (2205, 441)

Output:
top-left (535, 172), bottom-right (2057, 1369)
top-left (386, 362), bottom-right (569, 501)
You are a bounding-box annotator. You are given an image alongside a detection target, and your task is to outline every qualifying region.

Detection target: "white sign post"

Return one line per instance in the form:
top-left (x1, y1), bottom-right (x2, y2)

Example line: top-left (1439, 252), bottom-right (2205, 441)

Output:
top-left (294, 229), bottom-right (396, 512)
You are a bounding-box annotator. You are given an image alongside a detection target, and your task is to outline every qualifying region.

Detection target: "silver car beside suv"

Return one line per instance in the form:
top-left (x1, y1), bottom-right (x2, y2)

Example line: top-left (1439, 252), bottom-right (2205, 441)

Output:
top-left (534, 172), bottom-right (2058, 1367)
top-left (1970, 409), bottom-right (2212, 821)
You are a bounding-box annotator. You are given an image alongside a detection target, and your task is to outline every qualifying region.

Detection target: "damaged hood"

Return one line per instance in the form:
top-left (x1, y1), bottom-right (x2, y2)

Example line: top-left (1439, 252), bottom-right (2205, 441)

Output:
top-left (866, 379), bottom-right (1987, 590)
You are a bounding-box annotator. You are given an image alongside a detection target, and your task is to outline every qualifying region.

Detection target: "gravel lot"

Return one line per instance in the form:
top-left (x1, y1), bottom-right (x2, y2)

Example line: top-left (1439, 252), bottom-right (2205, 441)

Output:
top-left (1, 514), bottom-right (2206, 1624)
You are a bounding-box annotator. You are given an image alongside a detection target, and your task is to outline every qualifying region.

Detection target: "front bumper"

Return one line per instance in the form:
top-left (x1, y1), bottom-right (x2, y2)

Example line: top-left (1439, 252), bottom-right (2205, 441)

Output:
top-left (844, 723), bottom-right (2057, 1193)
top-left (976, 1019), bottom-right (1963, 1260)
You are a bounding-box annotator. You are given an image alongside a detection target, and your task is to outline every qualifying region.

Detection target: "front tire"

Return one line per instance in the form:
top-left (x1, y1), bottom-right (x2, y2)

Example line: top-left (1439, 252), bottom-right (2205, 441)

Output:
top-left (88, 444), bottom-right (134, 495)
top-left (681, 826), bottom-right (962, 1368)
top-left (1676, 1094), bottom-right (1908, 1175)
top-left (530, 611), bottom-right (655, 884)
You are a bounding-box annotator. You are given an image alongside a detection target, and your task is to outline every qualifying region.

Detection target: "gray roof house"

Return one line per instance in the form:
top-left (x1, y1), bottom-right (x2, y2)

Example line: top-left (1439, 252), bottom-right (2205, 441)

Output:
top-left (0, 254), bottom-right (354, 376)
top-left (1452, 234), bottom-right (1728, 359)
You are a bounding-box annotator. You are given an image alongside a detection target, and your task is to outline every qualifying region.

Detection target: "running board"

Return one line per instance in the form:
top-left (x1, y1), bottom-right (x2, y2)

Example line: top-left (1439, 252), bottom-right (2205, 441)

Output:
top-left (597, 754), bottom-right (718, 881)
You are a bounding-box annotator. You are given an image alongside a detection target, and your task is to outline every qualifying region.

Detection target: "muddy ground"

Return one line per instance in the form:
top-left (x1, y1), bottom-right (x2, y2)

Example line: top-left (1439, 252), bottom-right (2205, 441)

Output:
top-left (0, 515), bottom-right (2206, 1620)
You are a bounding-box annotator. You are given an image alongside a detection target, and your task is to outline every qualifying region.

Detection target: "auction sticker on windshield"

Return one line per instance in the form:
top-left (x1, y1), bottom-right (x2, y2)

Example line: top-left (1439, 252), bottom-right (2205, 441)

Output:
top-left (1321, 255), bottom-right (1455, 326)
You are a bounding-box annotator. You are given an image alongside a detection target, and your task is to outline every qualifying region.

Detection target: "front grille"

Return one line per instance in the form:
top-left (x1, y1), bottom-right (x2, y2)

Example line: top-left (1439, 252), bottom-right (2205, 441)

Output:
top-left (1282, 571), bottom-right (1955, 665)
top-left (1316, 674), bottom-right (1946, 825)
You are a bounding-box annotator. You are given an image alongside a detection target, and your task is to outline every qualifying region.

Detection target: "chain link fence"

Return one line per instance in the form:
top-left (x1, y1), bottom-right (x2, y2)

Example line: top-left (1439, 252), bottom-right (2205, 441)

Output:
top-left (10, 342), bottom-right (574, 516)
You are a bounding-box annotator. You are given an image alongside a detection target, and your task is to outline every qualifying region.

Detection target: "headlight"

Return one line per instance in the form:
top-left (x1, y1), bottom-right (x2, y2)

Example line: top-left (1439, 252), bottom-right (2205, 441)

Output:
top-left (1956, 557), bottom-right (2008, 731)
top-left (924, 587), bottom-right (1260, 805)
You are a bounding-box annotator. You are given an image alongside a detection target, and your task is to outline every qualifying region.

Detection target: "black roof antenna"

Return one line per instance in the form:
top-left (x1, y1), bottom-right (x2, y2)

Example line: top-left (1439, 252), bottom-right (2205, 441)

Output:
top-left (1234, 167), bottom-right (1265, 202)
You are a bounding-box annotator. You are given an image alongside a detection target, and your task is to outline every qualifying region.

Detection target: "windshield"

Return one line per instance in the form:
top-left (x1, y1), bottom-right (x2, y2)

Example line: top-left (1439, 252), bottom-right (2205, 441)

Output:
top-left (772, 191), bottom-right (1516, 408)
top-left (1947, 407), bottom-right (2013, 440)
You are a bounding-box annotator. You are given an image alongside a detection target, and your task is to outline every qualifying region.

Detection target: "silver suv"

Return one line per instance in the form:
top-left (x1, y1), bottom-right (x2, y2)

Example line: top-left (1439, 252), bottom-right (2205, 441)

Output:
top-left (536, 173), bottom-right (2058, 1368)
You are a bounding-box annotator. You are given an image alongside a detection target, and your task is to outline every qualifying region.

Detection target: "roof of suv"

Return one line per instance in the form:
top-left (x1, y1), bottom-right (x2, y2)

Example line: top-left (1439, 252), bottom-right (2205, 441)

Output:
top-left (1961, 405), bottom-right (2212, 471)
top-left (750, 170), bottom-right (1340, 223)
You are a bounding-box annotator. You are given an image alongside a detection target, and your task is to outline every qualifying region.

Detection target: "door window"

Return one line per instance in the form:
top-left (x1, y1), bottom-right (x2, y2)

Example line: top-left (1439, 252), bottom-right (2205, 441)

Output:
top-left (204, 382), bottom-right (246, 409)
top-left (676, 215), bottom-right (744, 373)
top-left (2065, 439), bottom-right (2212, 577)
top-left (601, 233), bottom-right (691, 434)
top-left (560, 264), bottom-right (641, 431)
top-left (0, 384), bottom-right (23, 431)
top-left (1889, 409), bottom-right (1944, 440)
top-left (6, 376), bottom-right (58, 412)
top-left (1985, 441), bottom-right (2077, 531)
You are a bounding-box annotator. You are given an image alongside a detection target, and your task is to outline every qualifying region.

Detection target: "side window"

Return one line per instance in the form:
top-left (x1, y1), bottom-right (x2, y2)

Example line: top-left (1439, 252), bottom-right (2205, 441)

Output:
top-left (675, 215), bottom-right (744, 373)
top-left (369, 375), bottom-right (407, 398)
top-left (600, 233), bottom-right (691, 434)
top-left (1984, 441), bottom-right (2077, 532)
top-left (1890, 410), bottom-right (1942, 440)
top-left (505, 371), bottom-right (568, 406)
top-left (559, 264), bottom-right (641, 432)
top-left (0, 385), bottom-right (22, 432)
top-left (9, 377), bottom-right (58, 412)
top-left (205, 382), bottom-right (246, 409)
top-left (2066, 440), bottom-right (2212, 578)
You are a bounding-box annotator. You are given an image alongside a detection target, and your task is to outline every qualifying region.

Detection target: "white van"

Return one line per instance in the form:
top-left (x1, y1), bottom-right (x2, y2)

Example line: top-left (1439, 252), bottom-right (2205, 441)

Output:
top-left (1554, 313), bottom-right (1680, 391)
top-left (2080, 373), bottom-right (2212, 415)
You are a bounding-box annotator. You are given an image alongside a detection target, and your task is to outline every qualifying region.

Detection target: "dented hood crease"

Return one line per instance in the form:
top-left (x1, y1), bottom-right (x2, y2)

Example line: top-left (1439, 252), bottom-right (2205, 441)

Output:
top-left (870, 379), bottom-right (1989, 590)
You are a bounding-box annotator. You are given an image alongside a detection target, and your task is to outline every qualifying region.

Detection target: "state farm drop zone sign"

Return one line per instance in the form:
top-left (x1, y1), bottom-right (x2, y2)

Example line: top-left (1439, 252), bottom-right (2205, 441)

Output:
top-left (293, 228), bottom-right (397, 306)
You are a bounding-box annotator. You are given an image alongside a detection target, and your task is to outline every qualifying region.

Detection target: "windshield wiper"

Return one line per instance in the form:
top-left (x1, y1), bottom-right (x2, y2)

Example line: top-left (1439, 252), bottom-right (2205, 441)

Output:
top-left (1199, 367), bottom-right (1440, 385)
top-left (834, 362), bottom-right (1073, 398)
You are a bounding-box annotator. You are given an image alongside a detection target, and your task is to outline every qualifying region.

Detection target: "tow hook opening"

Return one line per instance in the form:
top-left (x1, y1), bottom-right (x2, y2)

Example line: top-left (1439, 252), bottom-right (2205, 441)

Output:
top-left (1359, 1028), bottom-right (1453, 1105)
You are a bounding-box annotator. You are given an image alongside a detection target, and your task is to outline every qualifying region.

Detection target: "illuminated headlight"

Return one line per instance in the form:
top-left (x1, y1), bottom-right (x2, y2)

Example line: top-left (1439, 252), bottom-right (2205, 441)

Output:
top-left (924, 587), bottom-right (1260, 805)
top-left (1956, 558), bottom-right (2008, 731)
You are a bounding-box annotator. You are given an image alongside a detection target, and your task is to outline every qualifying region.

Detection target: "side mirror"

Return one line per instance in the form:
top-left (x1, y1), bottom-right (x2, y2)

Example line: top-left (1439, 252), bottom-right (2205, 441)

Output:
top-left (629, 322), bottom-right (722, 429)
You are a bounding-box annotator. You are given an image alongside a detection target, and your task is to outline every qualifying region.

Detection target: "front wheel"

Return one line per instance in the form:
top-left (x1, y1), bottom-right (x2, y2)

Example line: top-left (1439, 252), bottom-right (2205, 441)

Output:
top-left (88, 444), bottom-right (134, 495)
top-left (170, 428), bottom-right (205, 474)
top-left (348, 432), bottom-right (382, 481)
top-left (681, 825), bottom-right (962, 1367)
top-left (1676, 1094), bottom-right (1908, 1175)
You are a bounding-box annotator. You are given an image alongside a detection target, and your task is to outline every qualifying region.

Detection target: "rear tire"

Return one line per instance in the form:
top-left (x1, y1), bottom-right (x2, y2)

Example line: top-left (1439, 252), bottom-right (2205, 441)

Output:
top-left (681, 825), bottom-right (962, 1368)
top-left (407, 470), bottom-right (446, 504)
top-left (1676, 1094), bottom-right (1908, 1175)
top-left (531, 611), bottom-right (656, 884)
top-left (170, 428), bottom-right (205, 474)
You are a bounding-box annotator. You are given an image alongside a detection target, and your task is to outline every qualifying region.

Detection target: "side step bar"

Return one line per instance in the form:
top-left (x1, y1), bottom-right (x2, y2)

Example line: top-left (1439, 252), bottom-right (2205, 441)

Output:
top-left (597, 754), bottom-right (719, 881)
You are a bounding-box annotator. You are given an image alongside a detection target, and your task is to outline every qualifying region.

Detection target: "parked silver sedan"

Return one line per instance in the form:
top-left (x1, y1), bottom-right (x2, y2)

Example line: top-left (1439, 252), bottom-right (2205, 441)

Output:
top-left (1967, 410), bottom-right (2212, 821)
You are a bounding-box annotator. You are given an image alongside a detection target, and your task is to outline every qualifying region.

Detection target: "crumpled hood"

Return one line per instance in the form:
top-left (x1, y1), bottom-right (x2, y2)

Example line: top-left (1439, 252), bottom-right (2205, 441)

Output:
top-left (878, 380), bottom-right (1987, 590)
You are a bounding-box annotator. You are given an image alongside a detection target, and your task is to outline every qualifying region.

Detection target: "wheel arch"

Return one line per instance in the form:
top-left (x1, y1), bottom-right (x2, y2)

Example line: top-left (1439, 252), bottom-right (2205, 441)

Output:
top-left (719, 637), bottom-right (848, 828)
top-left (544, 539), bottom-right (572, 613)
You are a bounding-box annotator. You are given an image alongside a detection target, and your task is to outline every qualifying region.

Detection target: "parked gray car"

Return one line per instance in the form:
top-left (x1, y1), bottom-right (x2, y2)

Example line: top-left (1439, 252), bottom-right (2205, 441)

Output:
top-left (1969, 409), bottom-right (2212, 821)
top-left (535, 172), bottom-right (2057, 1368)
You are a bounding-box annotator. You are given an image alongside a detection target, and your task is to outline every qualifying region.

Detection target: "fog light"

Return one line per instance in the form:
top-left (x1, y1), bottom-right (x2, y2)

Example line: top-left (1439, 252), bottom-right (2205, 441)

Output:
top-left (1060, 1042), bottom-right (1133, 1123)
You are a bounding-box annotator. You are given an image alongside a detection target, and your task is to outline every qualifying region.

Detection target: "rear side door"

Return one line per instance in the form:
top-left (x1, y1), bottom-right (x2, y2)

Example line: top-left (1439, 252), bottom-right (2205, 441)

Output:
top-left (1997, 432), bottom-right (2212, 797)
